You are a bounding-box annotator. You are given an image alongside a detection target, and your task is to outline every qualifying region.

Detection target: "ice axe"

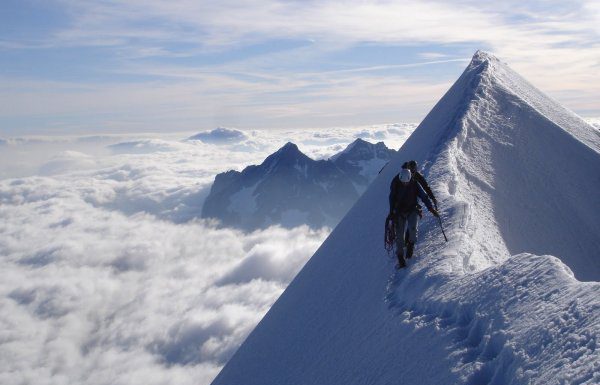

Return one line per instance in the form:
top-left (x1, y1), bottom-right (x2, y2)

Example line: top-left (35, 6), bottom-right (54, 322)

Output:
top-left (437, 215), bottom-right (448, 242)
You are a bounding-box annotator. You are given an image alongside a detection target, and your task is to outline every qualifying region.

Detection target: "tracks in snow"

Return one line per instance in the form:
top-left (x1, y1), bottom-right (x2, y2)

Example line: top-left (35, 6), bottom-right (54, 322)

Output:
top-left (383, 253), bottom-right (600, 385)
top-left (384, 271), bottom-right (518, 385)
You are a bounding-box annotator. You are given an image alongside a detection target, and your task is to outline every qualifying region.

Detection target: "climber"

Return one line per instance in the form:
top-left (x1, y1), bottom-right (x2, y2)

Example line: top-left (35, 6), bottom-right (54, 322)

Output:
top-left (388, 168), bottom-right (439, 268)
top-left (402, 160), bottom-right (437, 209)
top-left (401, 160), bottom-right (438, 245)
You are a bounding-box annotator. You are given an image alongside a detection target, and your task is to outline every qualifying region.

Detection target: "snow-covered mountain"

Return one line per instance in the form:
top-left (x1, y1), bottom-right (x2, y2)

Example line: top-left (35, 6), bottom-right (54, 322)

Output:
top-left (186, 127), bottom-right (247, 144)
top-left (202, 139), bottom-right (396, 230)
top-left (331, 138), bottom-right (395, 194)
top-left (210, 51), bottom-right (600, 384)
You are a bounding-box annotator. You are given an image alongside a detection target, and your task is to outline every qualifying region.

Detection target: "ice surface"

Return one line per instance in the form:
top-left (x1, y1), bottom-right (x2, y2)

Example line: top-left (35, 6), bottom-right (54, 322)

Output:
top-left (211, 51), bottom-right (600, 385)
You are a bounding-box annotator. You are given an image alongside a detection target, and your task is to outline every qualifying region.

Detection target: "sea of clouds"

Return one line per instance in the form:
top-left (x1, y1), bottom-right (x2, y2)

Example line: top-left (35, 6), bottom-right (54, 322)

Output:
top-left (0, 124), bottom-right (414, 385)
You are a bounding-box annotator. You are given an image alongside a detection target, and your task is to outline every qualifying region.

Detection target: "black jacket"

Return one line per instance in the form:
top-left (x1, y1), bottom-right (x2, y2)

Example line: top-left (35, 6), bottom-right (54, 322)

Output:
top-left (389, 176), bottom-right (434, 216)
top-left (401, 162), bottom-right (437, 207)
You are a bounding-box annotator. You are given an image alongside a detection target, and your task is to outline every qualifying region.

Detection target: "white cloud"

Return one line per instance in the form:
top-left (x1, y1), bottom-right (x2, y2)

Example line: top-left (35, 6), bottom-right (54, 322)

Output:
top-left (0, 71), bottom-right (440, 134)
top-left (0, 173), bottom-right (329, 384)
top-left (0, 126), bottom-right (413, 384)
top-left (45, 1), bottom-right (598, 66)
top-left (107, 139), bottom-right (187, 154)
top-left (2, 1), bottom-right (597, 135)
top-left (38, 150), bottom-right (97, 175)
top-left (41, 1), bottom-right (529, 48)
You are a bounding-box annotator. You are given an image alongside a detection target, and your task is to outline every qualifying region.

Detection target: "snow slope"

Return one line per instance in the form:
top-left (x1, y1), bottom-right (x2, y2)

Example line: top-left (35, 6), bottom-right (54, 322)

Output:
top-left (210, 51), bottom-right (600, 384)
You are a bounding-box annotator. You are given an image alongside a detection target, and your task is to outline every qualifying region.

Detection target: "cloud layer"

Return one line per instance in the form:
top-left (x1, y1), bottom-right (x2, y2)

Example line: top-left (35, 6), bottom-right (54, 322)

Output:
top-left (0, 191), bottom-right (328, 384)
top-left (0, 125), bottom-right (413, 384)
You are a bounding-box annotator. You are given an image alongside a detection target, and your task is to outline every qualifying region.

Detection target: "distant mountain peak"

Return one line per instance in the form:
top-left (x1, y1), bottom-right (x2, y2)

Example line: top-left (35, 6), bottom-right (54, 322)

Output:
top-left (202, 139), bottom-right (395, 230)
top-left (278, 141), bottom-right (300, 154)
top-left (186, 127), bottom-right (247, 144)
top-left (331, 138), bottom-right (394, 163)
top-left (352, 137), bottom-right (368, 144)
top-left (347, 138), bottom-right (375, 150)
top-left (264, 142), bottom-right (307, 167)
top-left (352, 138), bottom-right (388, 150)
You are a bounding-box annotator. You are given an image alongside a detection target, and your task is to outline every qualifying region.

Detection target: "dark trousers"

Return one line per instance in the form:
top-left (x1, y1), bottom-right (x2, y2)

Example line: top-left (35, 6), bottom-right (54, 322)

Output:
top-left (394, 210), bottom-right (419, 251)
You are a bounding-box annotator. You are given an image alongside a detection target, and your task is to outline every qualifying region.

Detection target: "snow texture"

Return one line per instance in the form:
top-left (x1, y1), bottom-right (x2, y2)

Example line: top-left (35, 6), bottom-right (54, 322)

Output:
top-left (211, 51), bottom-right (600, 385)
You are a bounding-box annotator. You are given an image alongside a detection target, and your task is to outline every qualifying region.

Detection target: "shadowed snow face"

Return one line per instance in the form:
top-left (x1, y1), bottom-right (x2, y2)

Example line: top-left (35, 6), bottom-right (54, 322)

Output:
top-left (0, 124), bottom-right (413, 385)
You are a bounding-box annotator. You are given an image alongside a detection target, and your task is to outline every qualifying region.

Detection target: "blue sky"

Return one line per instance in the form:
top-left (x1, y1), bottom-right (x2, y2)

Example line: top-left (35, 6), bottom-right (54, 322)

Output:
top-left (1, 0), bottom-right (598, 135)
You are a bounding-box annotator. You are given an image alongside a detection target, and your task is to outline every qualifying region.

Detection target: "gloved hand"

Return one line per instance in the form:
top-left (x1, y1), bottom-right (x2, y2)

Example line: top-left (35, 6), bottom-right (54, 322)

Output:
top-left (429, 207), bottom-right (440, 217)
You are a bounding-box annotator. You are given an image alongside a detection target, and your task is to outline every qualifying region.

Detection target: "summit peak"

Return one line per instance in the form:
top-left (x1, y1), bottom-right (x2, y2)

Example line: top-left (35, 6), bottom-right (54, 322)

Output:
top-left (279, 142), bottom-right (299, 152)
top-left (470, 50), bottom-right (500, 65)
top-left (260, 141), bottom-right (308, 169)
top-left (273, 142), bottom-right (304, 158)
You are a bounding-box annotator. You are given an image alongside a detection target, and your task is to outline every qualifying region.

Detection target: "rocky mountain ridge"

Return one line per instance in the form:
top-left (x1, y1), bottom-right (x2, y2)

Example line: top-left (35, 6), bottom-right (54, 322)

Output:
top-left (201, 138), bottom-right (397, 230)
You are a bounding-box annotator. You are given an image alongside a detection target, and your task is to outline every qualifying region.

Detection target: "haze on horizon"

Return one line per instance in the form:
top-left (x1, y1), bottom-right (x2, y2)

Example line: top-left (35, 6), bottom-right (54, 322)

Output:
top-left (1, 0), bottom-right (599, 136)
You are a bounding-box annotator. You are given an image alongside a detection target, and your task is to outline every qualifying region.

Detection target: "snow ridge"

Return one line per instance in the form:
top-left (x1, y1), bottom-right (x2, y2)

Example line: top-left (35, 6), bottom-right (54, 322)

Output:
top-left (210, 52), bottom-right (600, 385)
top-left (387, 253), bottom-right (599, 384)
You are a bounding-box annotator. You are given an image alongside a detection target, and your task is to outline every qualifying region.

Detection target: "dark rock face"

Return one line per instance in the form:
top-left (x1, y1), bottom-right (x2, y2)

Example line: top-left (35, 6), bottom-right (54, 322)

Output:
top-left (202, 140), bottom-right (396, 230)
top-left (331, 138), bottom-right (396, 192)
